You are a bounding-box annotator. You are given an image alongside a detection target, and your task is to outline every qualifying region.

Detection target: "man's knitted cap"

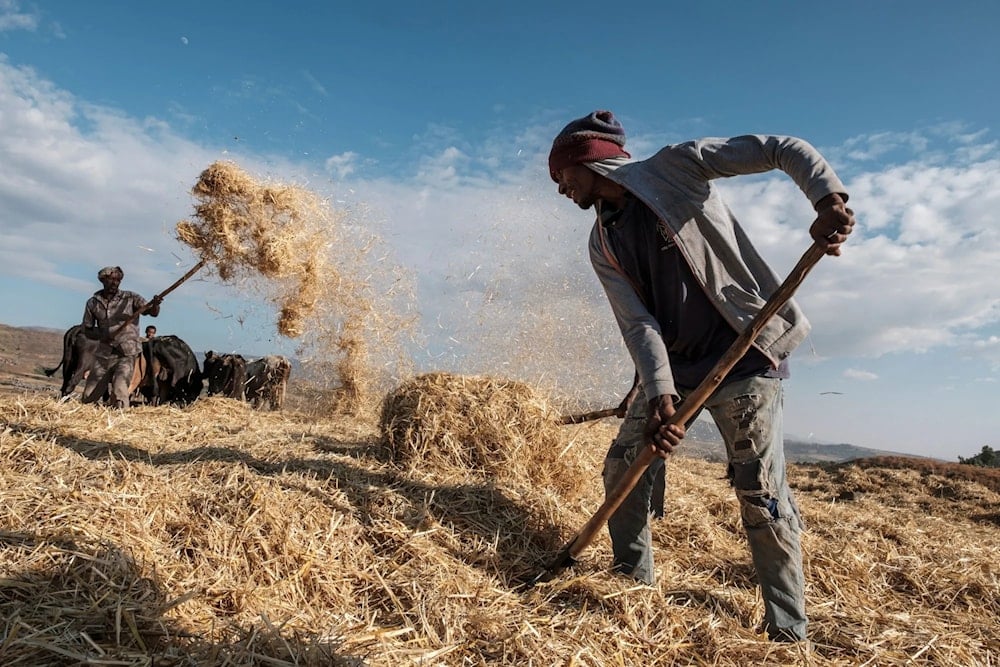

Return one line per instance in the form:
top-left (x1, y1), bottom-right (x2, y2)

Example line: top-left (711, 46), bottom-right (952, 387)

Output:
top-left (548, 110), bottom-right (630, 182)
top-left (98, 266), bottom-right (123, 280)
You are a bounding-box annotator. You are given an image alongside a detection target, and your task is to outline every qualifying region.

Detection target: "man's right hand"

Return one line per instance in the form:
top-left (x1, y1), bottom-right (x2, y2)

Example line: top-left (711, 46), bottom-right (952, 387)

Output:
top-left (644, 394), bottom-right (685, 458)
top-left (810, 192), bottom-right (856, 256)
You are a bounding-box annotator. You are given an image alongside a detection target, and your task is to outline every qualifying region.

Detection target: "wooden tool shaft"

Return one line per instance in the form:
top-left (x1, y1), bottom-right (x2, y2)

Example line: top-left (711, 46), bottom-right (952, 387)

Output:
top-left (553, 242), bottom-right (826, 568)
top-left (110, 260), bottom-right (207, 338)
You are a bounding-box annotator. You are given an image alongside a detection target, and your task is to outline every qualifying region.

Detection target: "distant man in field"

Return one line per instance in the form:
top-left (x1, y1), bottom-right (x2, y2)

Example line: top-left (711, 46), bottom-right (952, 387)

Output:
top-left (548, 111), bottom-right (855, 642)
top-left (81, 266), bottom-right (162, 408)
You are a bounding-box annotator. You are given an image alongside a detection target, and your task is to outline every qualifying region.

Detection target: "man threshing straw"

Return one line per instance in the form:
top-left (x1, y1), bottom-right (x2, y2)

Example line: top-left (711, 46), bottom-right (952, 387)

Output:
top-left (548, 111), bottom-right (855, 642)
top-left (80, 265), bottom-right (162, 408)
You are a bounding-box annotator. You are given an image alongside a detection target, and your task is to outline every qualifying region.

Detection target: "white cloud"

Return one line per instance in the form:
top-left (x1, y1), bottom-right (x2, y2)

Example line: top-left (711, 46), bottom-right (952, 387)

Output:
top-left (414, 145), bottom-right (470, 186)
top-left (0, 0), bottom-right (37, 31)
top-left (843, 368), bottom-right (878, 381)
top-left (324, 151), bottom-right (359, 180)
top-left (2, 58), bottom-right (1000, 404)
top-left (718, 129), bottom-right (1000, 363)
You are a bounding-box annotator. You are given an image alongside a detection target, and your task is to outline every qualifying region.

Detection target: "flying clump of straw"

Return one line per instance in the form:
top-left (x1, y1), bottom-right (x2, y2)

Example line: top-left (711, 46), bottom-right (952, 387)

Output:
top-left (175, 161), bottom-right (333, 339)
top-left (380, 372), bottom-right (587, 497)
top-left (173, 160), bottom-right (415, 415)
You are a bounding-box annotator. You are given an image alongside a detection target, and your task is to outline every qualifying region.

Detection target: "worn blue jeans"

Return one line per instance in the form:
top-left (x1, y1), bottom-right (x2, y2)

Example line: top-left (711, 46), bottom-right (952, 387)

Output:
top-left (602, 376), bottom-right (808, 641)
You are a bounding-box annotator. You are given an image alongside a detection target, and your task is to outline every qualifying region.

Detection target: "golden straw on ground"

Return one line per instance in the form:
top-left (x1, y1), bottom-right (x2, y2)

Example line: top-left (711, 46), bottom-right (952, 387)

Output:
top-left (0, 389), bottom-right (998, 666)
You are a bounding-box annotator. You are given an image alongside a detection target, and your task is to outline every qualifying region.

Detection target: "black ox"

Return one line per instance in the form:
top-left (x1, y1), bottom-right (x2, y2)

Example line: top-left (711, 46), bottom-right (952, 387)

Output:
top-left (46, 327), bottom-right (201, 405)
top-left (204, 352), bottom-right (291, 410)
top-left (44, 324), bottom-right (97, 396)
top-left (140, 335), bottom-right (203, 405)
top-left (203, 351), bottom-right (247, 399)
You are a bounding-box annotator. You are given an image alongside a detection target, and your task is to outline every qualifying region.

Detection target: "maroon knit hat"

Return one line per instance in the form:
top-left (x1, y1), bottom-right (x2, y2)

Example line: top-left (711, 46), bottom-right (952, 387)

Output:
top-left (548, 110), bottom-right (631, 182)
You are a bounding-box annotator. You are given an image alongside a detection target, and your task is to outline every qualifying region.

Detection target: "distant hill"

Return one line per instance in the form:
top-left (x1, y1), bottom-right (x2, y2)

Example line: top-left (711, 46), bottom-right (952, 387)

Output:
top-left (0, 322), bottom-right (64, 394)
top-left (783, 438), bottom-right (904, 462)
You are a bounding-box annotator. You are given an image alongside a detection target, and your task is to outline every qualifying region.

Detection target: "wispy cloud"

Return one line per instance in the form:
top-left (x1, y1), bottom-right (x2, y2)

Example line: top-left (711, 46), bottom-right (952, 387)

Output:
top-left (301, 70), bottom-right (328, 97)
top-left (843, 368), bottom-right (879, 381)
top-left (0, 0), bottom-right (38, 32)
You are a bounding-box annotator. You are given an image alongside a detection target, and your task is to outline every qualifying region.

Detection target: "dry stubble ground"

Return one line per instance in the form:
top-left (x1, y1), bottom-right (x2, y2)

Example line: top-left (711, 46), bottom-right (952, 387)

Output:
top-left (0, 324), bottom-right (998, 666)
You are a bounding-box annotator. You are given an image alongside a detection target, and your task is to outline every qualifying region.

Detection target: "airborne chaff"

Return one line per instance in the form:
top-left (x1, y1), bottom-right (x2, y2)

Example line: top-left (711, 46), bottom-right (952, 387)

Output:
top-left (175, 160), bottom-right (413, 414)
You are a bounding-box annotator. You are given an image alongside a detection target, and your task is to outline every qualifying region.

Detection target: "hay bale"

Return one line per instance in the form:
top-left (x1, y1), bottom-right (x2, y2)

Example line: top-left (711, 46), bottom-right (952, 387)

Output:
top-left (380, 372), bottom-right (583, 493)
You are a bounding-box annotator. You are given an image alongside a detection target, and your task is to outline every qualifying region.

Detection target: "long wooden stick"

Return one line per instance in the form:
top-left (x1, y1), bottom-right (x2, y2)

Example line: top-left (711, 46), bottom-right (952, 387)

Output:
top-left (110, 260), bottom-right (207, 338)
top-left (531, 241), bottom-right (826, 583)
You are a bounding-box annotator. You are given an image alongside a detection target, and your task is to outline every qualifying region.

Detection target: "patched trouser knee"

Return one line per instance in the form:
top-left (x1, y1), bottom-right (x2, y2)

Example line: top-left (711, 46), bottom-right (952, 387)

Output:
top-left (700, 377), bottom-right (808, 641)
top-left (729, 456), bottom-right (798, 529)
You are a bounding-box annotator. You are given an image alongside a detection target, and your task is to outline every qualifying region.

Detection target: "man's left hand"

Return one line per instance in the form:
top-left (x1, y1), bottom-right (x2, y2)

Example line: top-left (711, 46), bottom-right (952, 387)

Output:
top-left (644, 394), bottom-right (685, 458)
top-left (146, 294), bottom-right (163, 314)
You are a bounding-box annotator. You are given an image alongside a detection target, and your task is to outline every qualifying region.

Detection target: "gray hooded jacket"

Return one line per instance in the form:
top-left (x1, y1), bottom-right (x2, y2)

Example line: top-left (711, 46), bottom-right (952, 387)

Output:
top-left (587, 135), bottom-right (848, 400)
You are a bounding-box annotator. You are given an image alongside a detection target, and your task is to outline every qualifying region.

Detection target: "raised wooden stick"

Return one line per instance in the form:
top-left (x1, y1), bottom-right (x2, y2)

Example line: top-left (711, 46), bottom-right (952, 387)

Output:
top-left (110, 260), bottom-right (207, 338)
top-left (560, 408), bottom-right (619, 425)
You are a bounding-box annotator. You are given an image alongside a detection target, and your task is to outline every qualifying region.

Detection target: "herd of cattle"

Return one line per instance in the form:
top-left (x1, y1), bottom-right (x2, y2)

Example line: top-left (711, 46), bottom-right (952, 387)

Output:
top-left (44, 325), bottom-right (292, 409)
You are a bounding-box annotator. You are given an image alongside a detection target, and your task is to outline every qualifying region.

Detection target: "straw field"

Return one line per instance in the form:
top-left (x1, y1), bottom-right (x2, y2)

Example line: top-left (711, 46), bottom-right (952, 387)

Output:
top-left (0, 375), bottom-right (997, 667)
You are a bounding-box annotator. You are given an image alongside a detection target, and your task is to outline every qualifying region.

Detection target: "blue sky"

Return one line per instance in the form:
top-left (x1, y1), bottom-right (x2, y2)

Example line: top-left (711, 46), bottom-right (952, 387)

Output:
top-left (1, 1), bottom-right (998, 461)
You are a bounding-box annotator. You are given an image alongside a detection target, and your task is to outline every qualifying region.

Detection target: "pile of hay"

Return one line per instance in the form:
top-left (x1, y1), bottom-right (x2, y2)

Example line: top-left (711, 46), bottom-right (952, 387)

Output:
top-left (380, 372), bottom-right (587, 496)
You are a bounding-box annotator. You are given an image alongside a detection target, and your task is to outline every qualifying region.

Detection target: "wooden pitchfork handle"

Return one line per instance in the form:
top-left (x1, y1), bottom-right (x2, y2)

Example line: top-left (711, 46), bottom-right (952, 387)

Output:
top-left (530, 241), bottom-right (827, 584)
top-left (110, 260), bottom-right (207, 338)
